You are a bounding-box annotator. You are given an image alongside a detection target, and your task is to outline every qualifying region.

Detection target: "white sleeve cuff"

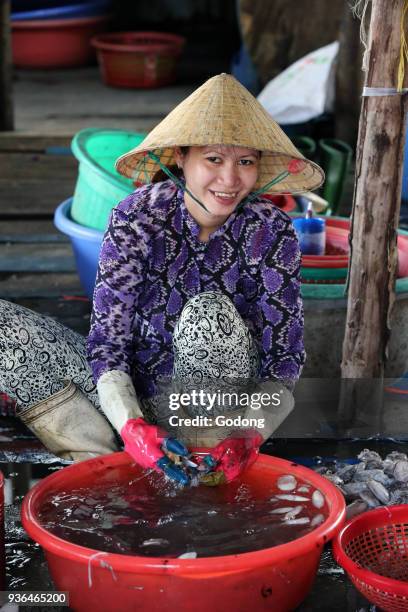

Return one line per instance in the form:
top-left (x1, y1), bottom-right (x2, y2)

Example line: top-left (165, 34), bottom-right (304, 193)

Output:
top-left (96, 370), bottom-right (143, 434)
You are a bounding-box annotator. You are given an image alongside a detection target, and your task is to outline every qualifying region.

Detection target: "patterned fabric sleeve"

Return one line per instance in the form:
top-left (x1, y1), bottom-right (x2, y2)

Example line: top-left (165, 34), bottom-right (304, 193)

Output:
top-left (258, 218), bottom-right (305, 386)
top-left (87, 204), bottom-right (149, 383)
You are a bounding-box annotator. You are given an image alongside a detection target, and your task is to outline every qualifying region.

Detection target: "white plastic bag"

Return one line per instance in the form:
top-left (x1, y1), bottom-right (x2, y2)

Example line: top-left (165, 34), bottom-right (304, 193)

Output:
top-left (257, 41), bottom-right (339, 125)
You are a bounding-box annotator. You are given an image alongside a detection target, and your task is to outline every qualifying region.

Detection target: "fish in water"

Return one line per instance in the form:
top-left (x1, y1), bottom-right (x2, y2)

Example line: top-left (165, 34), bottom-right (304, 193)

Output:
top-left (283, 505), bottom-right (303, 520)
top-left (283, 517), bottom-right (310, 526)
top-left (311, 513), bottom-right (325, 527)
top-left (140, 539), bottom-right (170, 547)
top-left (275, 494), bottom-right (310, 502)
top-left (277, 475), bottom-right (297, 491)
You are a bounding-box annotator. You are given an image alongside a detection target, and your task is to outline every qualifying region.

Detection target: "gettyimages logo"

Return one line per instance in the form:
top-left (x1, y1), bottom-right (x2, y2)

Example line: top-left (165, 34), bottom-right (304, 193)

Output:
top-left (168, 389), bottom-right (283, 412)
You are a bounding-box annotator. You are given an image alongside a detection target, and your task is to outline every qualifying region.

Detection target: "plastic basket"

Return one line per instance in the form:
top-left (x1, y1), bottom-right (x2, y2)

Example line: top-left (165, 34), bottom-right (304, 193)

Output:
top-left (91, 31), bottom-right (185, 88)
top-left (333, 505), bottom-right (408, 612)
top-left (70, 128), bottom-right (146, 231)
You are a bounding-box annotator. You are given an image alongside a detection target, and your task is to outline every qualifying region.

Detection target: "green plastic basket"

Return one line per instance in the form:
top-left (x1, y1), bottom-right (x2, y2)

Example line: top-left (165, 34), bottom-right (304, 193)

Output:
top-left (70, 128), bottom-right (147, 231)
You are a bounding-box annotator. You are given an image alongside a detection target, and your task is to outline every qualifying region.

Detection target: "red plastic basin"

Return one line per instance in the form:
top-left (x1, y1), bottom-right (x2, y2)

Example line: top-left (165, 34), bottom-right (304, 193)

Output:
top-left (22, 452), bottom-right (345, 612)
top-left (294, 216), bottom-right (408, 278)
top-left (91, 31), bottom-right (185, 88)
top-left (262, 193), bottom-right (297, 213)
top-left (12, 15), bottom-right (111, 68)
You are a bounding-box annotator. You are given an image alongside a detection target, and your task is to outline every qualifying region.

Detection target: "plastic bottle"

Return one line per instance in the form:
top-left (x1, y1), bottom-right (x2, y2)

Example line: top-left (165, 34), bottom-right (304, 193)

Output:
top-left (292, 202), bottom-right (326, 255)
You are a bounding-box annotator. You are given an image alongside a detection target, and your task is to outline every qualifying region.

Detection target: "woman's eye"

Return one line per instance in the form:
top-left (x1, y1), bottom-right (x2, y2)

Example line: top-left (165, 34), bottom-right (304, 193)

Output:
top-left (239, 159), bottom-right (254, 166)
top-left (206, 156), bottom-right (221, 163)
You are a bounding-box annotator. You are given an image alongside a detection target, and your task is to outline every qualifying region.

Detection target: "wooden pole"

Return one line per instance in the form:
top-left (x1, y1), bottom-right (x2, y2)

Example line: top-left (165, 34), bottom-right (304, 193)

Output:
top-left (0, 0), bottom-right (14, 131)
top-left (339, 0), bottom-right (408, 430)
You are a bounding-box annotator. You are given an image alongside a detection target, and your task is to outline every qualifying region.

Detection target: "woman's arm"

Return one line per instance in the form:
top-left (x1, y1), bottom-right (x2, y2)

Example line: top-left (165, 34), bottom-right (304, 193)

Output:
top-left (87, 201), bottom-right (151, 431)
top-left (86, 195), bottom-right (190, 483)
top-left (87, 204), bottom-right (149, 384)
top-left (258, 217), bottom-right (306, 389)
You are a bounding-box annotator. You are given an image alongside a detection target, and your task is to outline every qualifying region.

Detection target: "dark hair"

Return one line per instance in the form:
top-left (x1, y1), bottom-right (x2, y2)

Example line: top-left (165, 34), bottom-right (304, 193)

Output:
top-left (150, 146), bottom-right (261, 184)
top-left (151, 146), bottom-right (189, 183)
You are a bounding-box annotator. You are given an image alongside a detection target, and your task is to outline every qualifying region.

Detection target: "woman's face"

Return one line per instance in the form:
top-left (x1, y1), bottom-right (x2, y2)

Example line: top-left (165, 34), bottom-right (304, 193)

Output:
top-left (174, 145), bottom-right (260, 221)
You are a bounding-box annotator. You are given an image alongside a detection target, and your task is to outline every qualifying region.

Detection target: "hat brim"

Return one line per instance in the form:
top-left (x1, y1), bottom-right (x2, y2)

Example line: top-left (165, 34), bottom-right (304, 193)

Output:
top-left (116, 144), bottom-right (324, 196)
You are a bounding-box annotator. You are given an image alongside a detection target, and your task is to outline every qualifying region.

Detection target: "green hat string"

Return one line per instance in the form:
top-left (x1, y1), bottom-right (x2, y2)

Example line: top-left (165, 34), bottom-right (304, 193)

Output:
top-left (147, 151), bottom-right (213, 215)
top-left (134, 150), bottom-right (304, 214)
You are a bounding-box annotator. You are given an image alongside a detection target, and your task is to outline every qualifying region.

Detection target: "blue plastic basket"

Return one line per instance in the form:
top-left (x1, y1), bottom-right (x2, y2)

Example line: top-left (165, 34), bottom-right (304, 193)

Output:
top-left (12, 0), bottom-right (111, 21)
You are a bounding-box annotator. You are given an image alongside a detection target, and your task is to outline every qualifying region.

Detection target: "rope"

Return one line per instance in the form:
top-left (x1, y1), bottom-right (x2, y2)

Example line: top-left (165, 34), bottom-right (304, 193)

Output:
top-left (351, 0), bottom-right (408, 92)
top-left (350, 0), bottom-right (371, 71)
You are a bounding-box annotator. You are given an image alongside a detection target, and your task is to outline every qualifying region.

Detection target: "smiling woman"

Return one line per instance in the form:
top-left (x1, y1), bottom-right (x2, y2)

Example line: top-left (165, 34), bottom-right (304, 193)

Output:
top-left (174, 145), bottom-right (261, 241)
top-left (0, 74), bottom-right (324, 485)
top-left (174, 145), bottom-right (260, 242)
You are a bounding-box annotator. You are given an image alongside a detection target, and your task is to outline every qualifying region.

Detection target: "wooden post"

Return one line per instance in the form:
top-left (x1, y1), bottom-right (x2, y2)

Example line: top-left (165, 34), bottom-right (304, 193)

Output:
top-left (0, 0), bottom-right (14, 131)
top-left (339, 0), bottom-right (408, 430)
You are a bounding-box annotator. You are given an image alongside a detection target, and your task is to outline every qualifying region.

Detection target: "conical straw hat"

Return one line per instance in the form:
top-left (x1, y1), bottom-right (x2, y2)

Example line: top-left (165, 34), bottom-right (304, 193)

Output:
top-left (116, 73), bottom-right (324, 195)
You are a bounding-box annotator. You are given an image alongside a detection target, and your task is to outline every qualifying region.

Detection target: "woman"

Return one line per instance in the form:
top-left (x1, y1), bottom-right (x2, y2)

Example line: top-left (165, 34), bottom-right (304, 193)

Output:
top-left (0, 74), bottom-right (323, 483)
top-left (88, 73), bottom-right (324, 484)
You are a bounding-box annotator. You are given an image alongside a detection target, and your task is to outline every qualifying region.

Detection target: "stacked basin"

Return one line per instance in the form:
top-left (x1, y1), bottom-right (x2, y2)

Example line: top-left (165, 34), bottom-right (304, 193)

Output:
top-left (11, 0), bottom-right (112, 68)
top-left (54, 128), bottom-right (146, 297)
top-left (300, 219), bottom-right (408, 378)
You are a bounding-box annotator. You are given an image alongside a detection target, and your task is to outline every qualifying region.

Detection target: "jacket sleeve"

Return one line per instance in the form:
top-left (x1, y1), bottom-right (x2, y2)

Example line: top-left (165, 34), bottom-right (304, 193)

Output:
top-left (87, 204), bottom-right (149, 384)
top-left (257, 218), bottom-right (305, 387)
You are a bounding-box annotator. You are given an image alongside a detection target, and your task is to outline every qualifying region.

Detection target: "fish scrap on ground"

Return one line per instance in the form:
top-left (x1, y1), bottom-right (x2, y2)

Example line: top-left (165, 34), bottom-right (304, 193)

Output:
top-left (314, 449), bottom-right (408, 518)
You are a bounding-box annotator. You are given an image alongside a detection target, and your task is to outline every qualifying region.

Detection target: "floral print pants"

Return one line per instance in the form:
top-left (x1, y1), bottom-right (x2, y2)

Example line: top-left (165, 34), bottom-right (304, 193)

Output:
top-left (0, 293), bottom-right (259, 414)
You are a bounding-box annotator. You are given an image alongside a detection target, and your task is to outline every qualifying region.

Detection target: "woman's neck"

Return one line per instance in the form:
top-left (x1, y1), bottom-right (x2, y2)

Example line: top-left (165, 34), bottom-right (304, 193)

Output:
top-left (184, 193), bottom-right (228, 242)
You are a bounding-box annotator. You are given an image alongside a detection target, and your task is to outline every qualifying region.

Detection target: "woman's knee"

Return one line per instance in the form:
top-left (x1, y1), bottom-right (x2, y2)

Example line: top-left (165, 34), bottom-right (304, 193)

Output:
top-left (173, 291), bottom-right (259, 381)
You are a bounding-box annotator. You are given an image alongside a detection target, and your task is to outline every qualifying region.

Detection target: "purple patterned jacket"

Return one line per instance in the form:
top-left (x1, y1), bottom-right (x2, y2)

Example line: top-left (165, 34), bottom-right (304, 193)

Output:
top-left (87, 180), bottom-right (305, 398)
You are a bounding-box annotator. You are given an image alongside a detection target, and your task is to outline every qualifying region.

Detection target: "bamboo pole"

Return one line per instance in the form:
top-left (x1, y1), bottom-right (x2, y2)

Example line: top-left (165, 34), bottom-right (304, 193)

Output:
top-left (0, 0), bottom-right (14, 131)
top-left (339, 0), bottom-right (408, 429)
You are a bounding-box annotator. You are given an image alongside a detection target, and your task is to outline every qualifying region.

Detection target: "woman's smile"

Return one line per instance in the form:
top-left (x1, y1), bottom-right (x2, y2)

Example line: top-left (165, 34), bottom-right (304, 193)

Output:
top-left (209, 189), bottom-right (240, 206)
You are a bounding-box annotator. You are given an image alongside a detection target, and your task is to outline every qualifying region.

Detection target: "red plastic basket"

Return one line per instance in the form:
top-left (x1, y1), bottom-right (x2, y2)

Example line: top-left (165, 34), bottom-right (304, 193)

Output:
top-left (91, 31), bottom-right (185, 88)
top-left (262, 193), bottom-right (297, 213)
top-left (333, 505), bottom-right (408, 612)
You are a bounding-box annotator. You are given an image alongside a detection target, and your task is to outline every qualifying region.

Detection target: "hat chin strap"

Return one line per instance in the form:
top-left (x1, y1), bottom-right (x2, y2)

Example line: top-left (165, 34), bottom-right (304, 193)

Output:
top-left (147, 151), bottom-right (213, 215)
top-left (147, 151), bottom-right (291, 213)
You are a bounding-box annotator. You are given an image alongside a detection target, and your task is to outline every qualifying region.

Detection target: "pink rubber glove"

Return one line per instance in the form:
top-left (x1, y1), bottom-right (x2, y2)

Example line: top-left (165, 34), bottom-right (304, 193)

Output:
top-left (121, 418), bottom-right (190, 484)
top-left (202, 430), bottom-right (263, 484)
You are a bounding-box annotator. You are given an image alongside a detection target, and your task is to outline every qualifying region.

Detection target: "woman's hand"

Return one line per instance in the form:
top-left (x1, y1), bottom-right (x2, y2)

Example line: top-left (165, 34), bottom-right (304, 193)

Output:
top-left (200, 430), bottom-right (263, 485)
top-left (121, 418), bottom-right (191, 485)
